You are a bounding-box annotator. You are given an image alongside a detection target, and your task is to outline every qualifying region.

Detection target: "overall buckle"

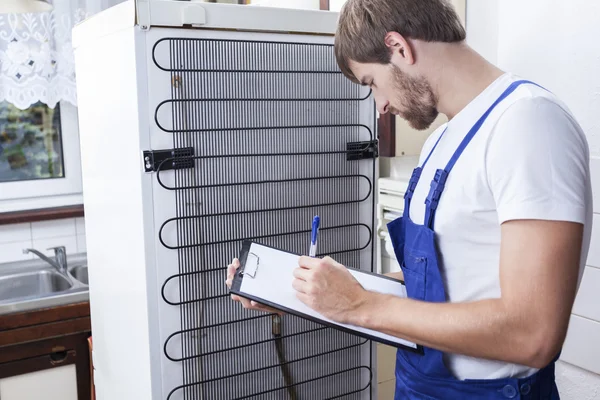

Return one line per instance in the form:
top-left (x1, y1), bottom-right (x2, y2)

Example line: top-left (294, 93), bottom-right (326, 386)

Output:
top-left (403, 167), bottom-right (422, 200)
top-left (424, 169), bottom-right (448, 210)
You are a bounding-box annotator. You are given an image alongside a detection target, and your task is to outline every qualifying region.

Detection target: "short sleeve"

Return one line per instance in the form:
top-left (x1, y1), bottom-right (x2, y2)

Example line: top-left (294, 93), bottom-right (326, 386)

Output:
top-left (486, 96), bottom-right (589, 224)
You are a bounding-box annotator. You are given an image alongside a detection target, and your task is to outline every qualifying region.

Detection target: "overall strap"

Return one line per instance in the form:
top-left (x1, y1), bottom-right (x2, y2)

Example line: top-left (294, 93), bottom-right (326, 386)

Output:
top-left (403, 127), bottom-right (448, 216)
top-left (423, 80), bottom-right (545, 229)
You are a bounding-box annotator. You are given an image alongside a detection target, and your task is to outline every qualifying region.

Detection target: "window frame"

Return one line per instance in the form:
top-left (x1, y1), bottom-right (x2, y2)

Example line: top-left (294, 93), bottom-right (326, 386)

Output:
top-left (0, 102), bottom-right (83, 213)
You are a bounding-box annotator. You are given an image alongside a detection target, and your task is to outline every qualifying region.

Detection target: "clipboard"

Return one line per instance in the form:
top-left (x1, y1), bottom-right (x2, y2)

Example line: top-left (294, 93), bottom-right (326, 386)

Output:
top-left (230, 240), bottom-right (423, 354)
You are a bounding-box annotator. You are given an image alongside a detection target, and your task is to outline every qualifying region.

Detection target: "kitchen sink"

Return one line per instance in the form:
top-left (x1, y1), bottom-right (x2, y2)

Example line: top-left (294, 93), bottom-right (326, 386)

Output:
top-left (69, 265), bottom-right (88, 285)
top-left (0, 270), bottom-right (72, 302)
top-left (0, 253), bottom-right (89, 315)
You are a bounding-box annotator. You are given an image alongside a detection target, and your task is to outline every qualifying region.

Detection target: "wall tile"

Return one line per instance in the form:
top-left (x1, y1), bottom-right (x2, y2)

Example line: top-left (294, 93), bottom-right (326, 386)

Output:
top-left (0, 223), bottom-right (31, 244)
top-left (561, 315), bottom-right (600, 375)
top-left (31, 219), bottom-right (76, 240)
top-left (76, 234), bottom-right (87, 253)
top-left (0, 219), bottom-right (83, 265)
top-left (556, 360), bottom-right (600, 399)
top-left (572, 266), bottom-right (600, 322)
top-left (591, 157), bottom-right (600, 213)
top-left (585, 214), bottom-right (600, 268)
top-left (31, 236), bottom-right (78, 257)
top-left (0, 240), bottom-right (34, 264)
top-left (75, 217), bottom-right (86, 236)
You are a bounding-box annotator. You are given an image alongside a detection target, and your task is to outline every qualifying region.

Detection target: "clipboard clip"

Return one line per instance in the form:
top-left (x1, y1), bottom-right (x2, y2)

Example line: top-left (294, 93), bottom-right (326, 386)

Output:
top-left (241, 252), bottom-right (259, 278)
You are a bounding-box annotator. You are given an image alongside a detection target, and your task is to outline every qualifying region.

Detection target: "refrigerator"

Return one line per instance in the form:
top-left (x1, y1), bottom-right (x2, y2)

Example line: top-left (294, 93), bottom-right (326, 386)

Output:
top-left (72, 1), bottom-right (380, 398)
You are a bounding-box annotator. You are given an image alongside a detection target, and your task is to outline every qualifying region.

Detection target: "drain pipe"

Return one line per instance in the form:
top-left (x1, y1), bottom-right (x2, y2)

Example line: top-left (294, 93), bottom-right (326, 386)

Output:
top-left (272, 314), bottom-right (297, 399)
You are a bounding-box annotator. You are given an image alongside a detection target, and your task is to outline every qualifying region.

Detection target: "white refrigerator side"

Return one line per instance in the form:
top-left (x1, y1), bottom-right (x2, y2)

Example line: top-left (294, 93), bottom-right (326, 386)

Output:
top-left (73, 24), bottom-right (160, 400)
top-left (360, 81), bottom-right (379, 400)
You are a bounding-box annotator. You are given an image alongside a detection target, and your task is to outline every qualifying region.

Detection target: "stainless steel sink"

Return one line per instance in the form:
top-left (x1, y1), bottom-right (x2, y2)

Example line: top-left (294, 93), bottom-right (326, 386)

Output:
top-left (69, 265), bottom-right (88, 285)
top-left (0, 253), bottom-right (89, 315)
top-left (0, 270), bottom-right (72, 302)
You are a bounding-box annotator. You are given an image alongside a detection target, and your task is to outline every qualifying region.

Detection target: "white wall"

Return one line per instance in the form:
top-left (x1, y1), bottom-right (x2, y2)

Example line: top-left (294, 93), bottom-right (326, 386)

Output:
top-left (496, 1), bottom-right (600, 157)
top-left (329, 0), bottom-right (346, 12)
top-left (465, 0), bottom-right (498, 64)
top-left (467, 1), bottom-right (600, 398)
top-left (248, 0), bottom-right (320, 9)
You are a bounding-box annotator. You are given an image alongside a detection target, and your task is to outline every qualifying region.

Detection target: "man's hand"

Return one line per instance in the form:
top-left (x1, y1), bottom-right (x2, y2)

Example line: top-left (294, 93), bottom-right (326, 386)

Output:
top-left (225, 258), bottom-right (283, 315)
top-left (385, 270), bottom-right (404, 281)
top-left (292, 256), bottom-right (368, 323)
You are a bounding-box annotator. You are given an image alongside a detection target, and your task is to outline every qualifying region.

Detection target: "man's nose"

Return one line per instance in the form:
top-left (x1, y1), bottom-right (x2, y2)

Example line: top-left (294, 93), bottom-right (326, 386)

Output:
top-left (376, 99), bottom-right (390, 115)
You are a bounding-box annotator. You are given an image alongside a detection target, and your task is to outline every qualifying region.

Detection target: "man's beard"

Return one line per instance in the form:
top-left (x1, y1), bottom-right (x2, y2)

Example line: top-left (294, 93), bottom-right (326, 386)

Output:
top-left (389, 65), bottom-right (439, 131)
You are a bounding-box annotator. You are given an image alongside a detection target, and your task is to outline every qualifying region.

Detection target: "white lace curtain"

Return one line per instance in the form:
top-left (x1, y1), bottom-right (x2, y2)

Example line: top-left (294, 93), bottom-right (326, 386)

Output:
top-left (0, 0), bottom-right (126, 110)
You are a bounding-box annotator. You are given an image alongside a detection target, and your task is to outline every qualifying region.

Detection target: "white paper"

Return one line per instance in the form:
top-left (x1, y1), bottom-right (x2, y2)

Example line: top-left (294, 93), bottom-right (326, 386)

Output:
top-left (239, 242), bottom-right (418, 349)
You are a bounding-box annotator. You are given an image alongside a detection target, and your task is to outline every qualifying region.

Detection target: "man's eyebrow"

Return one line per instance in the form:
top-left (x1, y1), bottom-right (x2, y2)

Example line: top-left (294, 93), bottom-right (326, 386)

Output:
top-left (359, 76), bottom-right (372, 86)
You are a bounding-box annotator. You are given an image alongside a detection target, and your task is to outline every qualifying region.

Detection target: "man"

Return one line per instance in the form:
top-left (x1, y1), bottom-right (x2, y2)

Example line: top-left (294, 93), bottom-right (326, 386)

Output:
top-left (226, 0), bottom-right (592, 398)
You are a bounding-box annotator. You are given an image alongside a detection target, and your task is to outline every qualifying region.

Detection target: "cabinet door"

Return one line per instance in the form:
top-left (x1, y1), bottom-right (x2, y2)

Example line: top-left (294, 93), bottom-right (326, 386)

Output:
top-left (0, 351), bottom-right (78, 400)
top-left (0, 364), bottom-right (78, 400)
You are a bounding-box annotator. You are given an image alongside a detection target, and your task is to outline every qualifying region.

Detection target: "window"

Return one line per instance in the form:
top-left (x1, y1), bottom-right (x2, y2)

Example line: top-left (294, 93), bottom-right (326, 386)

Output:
top-left (0, 102), bottom-right (65, 184)
top-left (0, 101), bottom-right (81, 213)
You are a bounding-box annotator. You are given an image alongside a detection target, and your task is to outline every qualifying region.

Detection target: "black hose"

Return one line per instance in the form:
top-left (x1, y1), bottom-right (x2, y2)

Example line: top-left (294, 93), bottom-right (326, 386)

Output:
top-left (272, 314), bottom-right (297, 400)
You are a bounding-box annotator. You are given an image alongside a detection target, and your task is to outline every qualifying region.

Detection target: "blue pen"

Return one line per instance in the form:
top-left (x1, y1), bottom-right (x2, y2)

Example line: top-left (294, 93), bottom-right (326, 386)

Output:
top-left (309, 216), bottom-right (320, 257)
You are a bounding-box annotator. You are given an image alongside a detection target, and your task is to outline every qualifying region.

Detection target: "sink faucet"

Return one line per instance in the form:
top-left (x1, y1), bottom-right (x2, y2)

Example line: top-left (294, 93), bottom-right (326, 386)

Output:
top-left (23, 246), bottom-right (68, 276)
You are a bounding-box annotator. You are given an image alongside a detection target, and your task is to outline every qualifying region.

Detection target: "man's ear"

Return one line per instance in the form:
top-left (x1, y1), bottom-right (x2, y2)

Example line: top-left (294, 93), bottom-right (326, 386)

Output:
top-left (384, 32), bottom-right (415, 65)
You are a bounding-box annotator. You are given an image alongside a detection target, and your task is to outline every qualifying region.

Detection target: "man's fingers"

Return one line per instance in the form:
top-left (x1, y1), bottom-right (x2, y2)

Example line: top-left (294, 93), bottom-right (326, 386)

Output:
top-left (298, 255), bottom-right (322, 269)
top-left (253, 302), bottom-right (284, 316)
top-left (292, 278), bottom-right (309, 294)
top-left (231, 294), bottom-right (253, 309)
top-left (228, 255), bottom-right (285, 316)
top-left (226, 258), bottom-right (242, 288)
top-left (250, 300), bottom-right (268, 310)
top-left (292, 267), bottom-right (310, 281)
top-left (238, 296), bottom-right (253, 309)
top-left (232, 295), bottom-right (284, 315)
top-left (227, 258), bottom-right (240, 276)
top-left (240, 297), bottom-right (269, 312)
top-left (227, 262), bottom-right (238, 276)
top-left (250, 300), bottom-right (272, 312)
top-left (248, 300), bottom-right (282, 315)
top-left (225, 270), bottom-right (234, 289)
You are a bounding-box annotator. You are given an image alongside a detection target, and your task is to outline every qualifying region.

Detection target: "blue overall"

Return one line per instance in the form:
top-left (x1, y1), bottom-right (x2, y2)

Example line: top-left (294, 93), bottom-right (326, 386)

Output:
top-left (387, 80), bottom-right (560, 399)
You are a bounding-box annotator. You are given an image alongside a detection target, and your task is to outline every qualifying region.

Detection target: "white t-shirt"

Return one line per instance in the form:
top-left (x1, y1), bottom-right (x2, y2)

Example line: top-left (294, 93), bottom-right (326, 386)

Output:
top-left (409, 73), bottom-right (593, 380)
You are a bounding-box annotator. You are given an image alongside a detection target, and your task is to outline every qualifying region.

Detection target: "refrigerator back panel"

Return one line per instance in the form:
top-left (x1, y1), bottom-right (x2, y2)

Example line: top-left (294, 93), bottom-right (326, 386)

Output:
top-left (147, 27), bottom-right (377, 400)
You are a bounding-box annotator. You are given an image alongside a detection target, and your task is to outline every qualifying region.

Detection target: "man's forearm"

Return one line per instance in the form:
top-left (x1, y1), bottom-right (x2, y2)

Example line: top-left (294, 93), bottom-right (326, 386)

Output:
top-left (350, 291), bottom-right (557, 368)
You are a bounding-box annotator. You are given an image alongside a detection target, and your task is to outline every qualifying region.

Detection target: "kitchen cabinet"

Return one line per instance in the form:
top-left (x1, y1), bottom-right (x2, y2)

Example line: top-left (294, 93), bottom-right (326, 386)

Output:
top-left (0, 302), bottom-right (91, 400)
top-left (377, 343), bottom-right (398, 399)
top-left (0, 364), bottom-right (78, 400)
